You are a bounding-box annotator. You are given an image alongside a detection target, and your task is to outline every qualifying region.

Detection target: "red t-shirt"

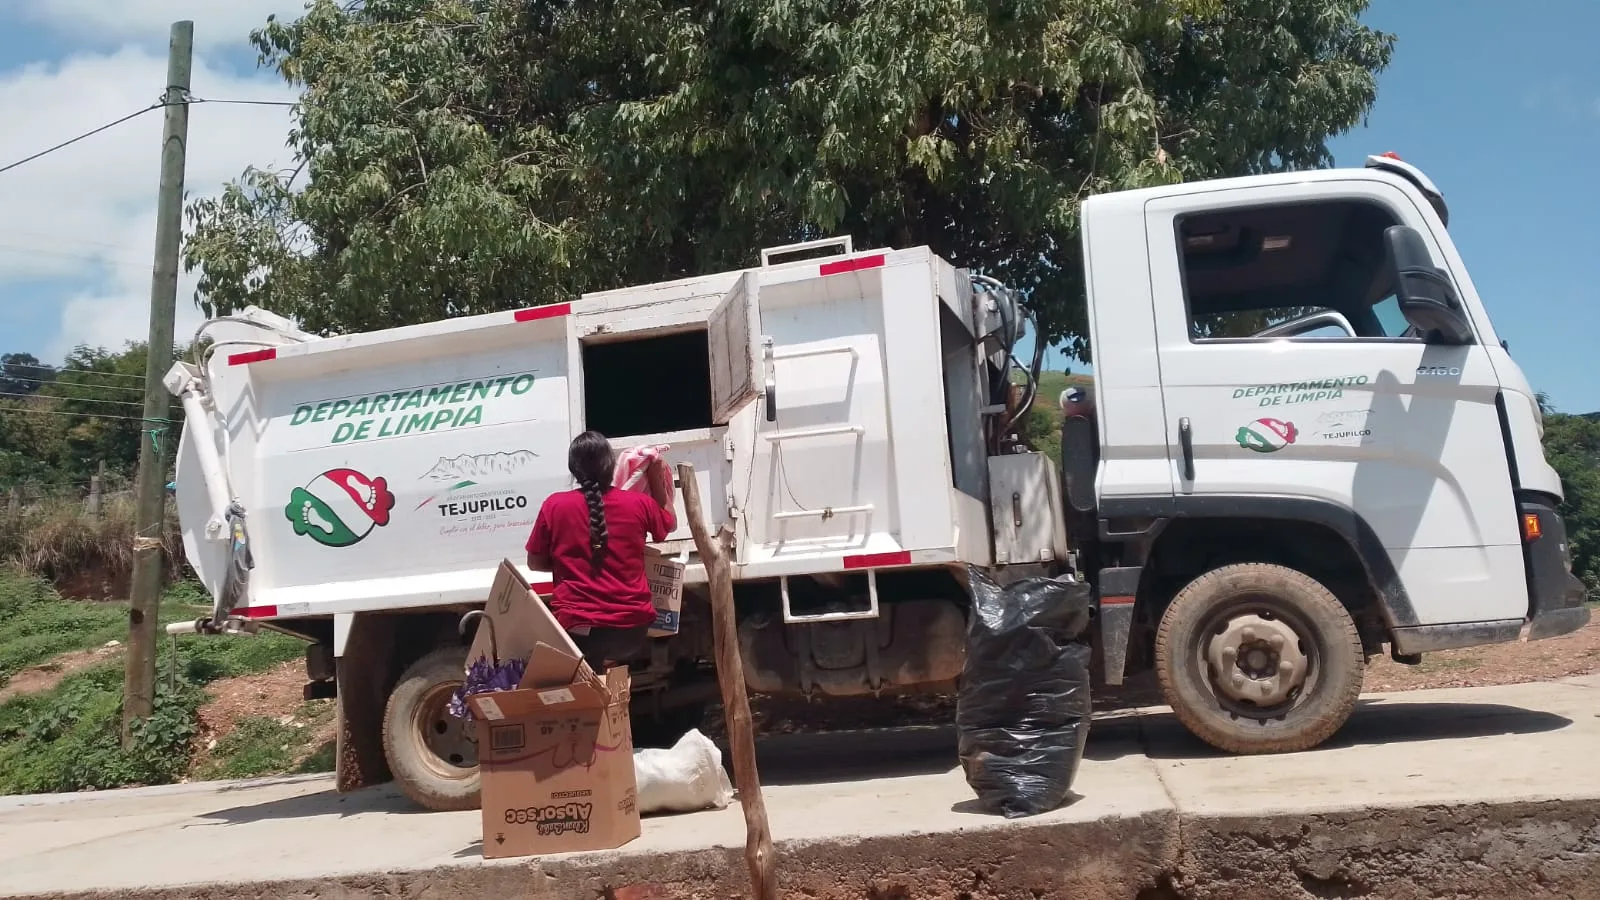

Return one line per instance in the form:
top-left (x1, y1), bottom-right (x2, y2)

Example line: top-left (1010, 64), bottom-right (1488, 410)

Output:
top-left (525, 488), bottom-right (672, 631)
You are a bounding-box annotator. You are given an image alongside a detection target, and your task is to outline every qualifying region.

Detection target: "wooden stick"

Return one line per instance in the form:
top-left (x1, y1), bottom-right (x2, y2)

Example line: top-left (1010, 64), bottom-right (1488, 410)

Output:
top-left (677, 463), bottom-right (777, 900)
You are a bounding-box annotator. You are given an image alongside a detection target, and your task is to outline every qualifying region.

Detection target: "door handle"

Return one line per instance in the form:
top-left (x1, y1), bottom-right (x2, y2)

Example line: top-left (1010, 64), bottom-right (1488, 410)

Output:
top-left (1178, 417), bottom-right (1194, 482)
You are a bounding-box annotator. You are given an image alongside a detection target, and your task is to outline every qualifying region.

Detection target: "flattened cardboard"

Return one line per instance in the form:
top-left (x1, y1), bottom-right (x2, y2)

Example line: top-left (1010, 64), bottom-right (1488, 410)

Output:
top-left (473, 668), bottom-right (639, 859)
top-left (644, 548), bottom-right (685, 638)
top-left (466, 560), bottom-right (585, 673)
top-left (521, 641), bottom-right (587, 692)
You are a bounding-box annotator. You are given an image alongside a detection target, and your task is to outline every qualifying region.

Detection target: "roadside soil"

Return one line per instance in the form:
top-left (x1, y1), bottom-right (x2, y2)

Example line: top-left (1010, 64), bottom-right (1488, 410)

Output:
top-left (0, 644), bottom-right (121, 703)
top-left (188, 661), bottom-right (335, 776)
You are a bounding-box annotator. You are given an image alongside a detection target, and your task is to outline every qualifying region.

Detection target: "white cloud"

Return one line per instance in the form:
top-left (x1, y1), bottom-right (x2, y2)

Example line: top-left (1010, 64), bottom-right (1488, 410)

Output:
top-left (1520, 76), bottom-right (1600, 124)
top-left (12, 1), bottom-right (305, 51)
top-left (0, 47), bottom-right (296, 361)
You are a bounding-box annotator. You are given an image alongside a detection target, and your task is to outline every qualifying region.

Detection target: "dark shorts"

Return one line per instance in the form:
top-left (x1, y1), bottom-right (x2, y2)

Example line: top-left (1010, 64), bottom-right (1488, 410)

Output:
top-left (571, 624), bottom-right (650, 672)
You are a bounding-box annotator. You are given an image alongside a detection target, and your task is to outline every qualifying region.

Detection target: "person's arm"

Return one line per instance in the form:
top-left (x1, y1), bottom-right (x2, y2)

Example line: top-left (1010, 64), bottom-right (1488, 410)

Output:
top-left (526, 504), bottom-right (553, 573)
top-left (648, 458), bottom-right (677, 534)
top-left (646, 492), bottom-right (674, 542)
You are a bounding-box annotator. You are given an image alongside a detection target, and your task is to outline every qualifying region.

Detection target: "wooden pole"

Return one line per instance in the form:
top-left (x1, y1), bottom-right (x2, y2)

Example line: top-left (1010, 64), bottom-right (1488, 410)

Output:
top-left (123, 20), bottom-right (193, 746)
top-left (676, 463), bottom-right (777, 900)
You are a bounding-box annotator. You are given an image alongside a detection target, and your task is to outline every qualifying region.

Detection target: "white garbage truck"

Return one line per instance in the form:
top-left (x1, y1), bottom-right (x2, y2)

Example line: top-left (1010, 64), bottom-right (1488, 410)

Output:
top-left (168, 153), bottom-right (1589, 811)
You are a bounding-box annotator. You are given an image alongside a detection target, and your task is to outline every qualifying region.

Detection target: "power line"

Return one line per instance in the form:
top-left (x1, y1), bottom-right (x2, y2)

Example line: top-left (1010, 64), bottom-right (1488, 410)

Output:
top-left (191, 96), bottom-right (298, 109)
top-left (39, 375), bottom-right (151, 392)
top-left (0, 102), bottom-right (166, 178)
top-left (3, 379), bottom-right (152, 397)
top-left (0, 243), bottom-right (153, 271)
top-left (0, 406), bottom-right (156, 423)
top-left (2, 361), bottom-right (149, 383)
top-left (0, 390), bottom-right (145, 408)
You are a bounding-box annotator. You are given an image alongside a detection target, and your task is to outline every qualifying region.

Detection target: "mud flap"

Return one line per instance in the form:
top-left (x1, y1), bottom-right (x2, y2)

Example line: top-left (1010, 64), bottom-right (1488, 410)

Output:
top-left (335, 613), bottom-right (397, 793)
top-left (1097, 566), bottom-right (1142, 686)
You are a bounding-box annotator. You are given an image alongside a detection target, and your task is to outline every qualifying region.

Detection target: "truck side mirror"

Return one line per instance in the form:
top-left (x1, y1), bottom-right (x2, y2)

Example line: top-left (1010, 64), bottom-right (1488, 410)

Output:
top-left (1383, 225), bottom-right (1474, 346)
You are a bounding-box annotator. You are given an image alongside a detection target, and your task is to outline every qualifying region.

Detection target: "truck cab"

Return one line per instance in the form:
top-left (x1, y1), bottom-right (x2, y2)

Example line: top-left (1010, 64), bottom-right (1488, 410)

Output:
top-left (1069, 153), bottom-right (1589, 751)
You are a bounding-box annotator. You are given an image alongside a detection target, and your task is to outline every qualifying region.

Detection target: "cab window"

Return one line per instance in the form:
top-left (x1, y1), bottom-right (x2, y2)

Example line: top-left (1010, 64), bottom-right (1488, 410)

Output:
top-left (1176, 199), bottom-right (1416, 342)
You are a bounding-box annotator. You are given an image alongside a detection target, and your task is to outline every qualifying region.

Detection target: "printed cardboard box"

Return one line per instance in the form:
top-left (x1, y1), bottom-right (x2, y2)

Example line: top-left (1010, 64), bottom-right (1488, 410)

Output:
top-left (466, 560), bottom-right (585, 683)
top-left (644, 548), bottom-right (685, 638)
top-left (468, 646), bottom-right (640, 859)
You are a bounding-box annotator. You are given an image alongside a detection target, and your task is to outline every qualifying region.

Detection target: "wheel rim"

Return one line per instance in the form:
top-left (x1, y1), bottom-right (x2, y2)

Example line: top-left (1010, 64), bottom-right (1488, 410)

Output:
top-left (412, 681), bottom-right (479, 776)
top-left (1193, 596), bottom-right (1320, 721)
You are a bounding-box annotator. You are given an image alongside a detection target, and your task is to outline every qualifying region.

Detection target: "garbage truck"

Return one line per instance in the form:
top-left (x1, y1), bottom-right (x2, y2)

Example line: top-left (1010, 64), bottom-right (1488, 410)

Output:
top-left (167, 152), bottom-right (1590, 811)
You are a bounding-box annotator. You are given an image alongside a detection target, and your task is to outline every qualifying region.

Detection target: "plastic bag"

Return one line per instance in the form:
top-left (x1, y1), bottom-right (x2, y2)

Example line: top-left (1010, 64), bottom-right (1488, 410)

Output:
top-left (633, 728), bottom-right (734, 815)
top-left (956, 566), bottom-right (1093, 818)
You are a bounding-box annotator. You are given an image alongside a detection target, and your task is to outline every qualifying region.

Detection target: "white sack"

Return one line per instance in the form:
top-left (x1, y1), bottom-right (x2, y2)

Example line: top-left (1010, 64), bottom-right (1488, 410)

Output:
top-left (633, 728), bottom-right (734, 815)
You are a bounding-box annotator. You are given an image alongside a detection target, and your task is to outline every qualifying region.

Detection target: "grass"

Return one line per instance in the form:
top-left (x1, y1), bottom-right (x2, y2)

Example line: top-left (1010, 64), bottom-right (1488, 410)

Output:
top-left (0, 569), bottom-right (307, 795)
top-left (0, 573), bottom-right (125, 687)
top-left (0, 494), bottom-right (185, 593)
top-left (196, 702), bottom-right (336, 781)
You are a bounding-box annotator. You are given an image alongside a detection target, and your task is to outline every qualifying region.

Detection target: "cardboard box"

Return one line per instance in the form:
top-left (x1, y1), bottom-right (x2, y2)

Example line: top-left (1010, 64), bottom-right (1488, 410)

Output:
top-left (467, 561), bottom-right (584, 683)
top-left (644, 548), bottom-right (685, 638)
top-left (469, 645), bottom-right (640, 859)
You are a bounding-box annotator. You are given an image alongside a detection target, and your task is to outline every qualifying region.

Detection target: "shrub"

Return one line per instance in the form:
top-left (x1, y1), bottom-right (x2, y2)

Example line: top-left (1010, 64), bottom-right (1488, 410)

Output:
top-left (0, 666), bottom-right (200, 794)
top-left (0, 493), bottom-right (186, 595)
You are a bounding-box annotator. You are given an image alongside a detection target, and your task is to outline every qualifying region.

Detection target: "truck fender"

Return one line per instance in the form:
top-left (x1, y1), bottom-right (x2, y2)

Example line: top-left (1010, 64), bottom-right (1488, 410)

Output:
top-left (1096, 566), bottom-right (1141, 686)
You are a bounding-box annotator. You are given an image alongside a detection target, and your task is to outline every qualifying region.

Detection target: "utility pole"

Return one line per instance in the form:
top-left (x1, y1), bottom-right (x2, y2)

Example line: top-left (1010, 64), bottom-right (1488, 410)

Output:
top-left (123, 20), bottom-right (193, 746)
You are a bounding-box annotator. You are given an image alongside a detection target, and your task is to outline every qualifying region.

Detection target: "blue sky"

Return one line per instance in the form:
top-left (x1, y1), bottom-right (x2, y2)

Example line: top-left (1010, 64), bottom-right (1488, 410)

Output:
top-left (1, 2), bottom-right (1596, 411)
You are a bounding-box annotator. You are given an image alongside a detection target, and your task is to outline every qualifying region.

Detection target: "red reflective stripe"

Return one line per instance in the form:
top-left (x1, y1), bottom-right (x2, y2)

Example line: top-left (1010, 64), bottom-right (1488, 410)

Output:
top-left (843, 550), bottom-right (911, 570)
top-left (513, 303), bottom-right (571, 323)
top-left (227, 348), bottom-right (277, 366)
top-left (239, 605), bottom-right (278, 619)
top-left (1101, 595), bottom-right (1136, 607)
top-left (819, 254), bottom-right (886, 277)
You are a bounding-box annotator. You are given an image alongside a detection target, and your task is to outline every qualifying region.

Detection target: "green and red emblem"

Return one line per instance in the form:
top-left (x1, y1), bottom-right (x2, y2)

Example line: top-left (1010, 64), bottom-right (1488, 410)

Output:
top-left (285, 468), bottom-right (395, 548)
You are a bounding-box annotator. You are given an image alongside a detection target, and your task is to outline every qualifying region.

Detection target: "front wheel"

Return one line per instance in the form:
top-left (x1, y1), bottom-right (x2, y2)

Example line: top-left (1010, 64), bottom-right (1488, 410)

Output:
top-left (383, 646), bottom-right (480, 811)
top-left (1154, 563), bottom-right (1363, 754)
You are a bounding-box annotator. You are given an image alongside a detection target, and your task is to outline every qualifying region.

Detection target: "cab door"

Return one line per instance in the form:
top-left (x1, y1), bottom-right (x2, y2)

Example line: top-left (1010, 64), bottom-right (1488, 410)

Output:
top-left (1141, 178), bottom-right (1523, 629)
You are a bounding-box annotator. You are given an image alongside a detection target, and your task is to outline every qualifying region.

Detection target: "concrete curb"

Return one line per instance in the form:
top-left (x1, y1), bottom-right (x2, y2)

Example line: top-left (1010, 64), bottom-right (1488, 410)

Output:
top-left (30, 798), bottom-right (1600, 900)
top-left (0, 775), bottom-right (333, 813)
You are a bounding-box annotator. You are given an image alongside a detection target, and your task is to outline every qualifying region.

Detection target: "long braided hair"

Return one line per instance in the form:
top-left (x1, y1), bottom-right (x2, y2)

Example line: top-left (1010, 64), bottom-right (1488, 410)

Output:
top-left (568, 431), bottom-right (616, 572)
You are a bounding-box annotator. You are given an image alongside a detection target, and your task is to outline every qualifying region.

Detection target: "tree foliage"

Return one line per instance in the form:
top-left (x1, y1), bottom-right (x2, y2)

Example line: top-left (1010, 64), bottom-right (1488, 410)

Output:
top-left (0, 344), bottom-right (182, 490)
top-left (1540, 404), bottom-right (1600, 597)
top-left (185, 0), bottom-right (1393, 353)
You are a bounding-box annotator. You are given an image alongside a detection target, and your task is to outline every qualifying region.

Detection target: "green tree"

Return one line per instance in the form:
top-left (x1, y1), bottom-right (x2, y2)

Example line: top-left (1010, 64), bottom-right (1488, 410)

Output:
top-left (0, 354), bottom-right (53, 397)
top-left (186, 0), bottom-right (1393, 354)
top-left (0, 344), bottom-right (184, 491)
top-left (1540, 403), bottom-right (1600, 597)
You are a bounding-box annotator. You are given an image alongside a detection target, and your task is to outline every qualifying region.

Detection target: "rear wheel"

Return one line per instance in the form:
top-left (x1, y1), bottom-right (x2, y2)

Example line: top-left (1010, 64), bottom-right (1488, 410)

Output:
top-left (1154, 563), bottom-right (1363, 754)
top-left (383, 646), bottom-right (480, 811)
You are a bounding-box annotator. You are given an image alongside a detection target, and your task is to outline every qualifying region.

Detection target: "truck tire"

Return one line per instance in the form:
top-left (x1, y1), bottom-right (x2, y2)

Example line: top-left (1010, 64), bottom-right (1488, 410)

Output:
top-left (1154, 563), bottom-right (1363, 755)
top-left (383, 646), bottom-right (480, 811)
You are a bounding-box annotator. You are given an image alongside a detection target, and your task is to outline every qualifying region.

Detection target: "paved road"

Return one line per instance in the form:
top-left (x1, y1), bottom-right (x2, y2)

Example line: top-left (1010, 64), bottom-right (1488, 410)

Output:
top-left (2, 676), bottom-right (1597, 898)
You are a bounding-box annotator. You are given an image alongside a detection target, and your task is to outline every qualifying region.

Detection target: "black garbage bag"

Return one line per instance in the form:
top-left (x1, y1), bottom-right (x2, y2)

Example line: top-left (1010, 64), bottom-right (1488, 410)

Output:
top-left (956, 565), bottom-right (1093, 818)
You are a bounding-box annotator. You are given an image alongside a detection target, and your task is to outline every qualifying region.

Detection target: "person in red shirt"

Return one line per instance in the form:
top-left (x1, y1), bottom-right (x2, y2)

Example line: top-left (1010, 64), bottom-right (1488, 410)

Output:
top-left (526, 431), bottom-right (674, 672)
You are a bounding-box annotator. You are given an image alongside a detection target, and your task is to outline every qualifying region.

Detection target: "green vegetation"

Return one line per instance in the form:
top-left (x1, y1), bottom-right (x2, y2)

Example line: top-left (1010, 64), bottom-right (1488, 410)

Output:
top-left (1541, 405), bottom-right (1600, 597)
top-left (0, 574), bottom-right (124, 687)
top-left (196, 703), bottom-right (337, 781)
top-left (184, 0), bottom-right (1392, 352)
top-left (0, 571), bottom-right (306, 795)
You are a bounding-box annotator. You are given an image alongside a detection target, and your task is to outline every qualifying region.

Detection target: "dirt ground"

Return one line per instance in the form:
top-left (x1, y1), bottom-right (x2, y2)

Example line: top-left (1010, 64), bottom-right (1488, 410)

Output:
top-left (1365, 618), bottom-right (1600, 690)
top-left (0, 644), bottom-right (121, 703)
top-left (189, 661), bottom-right (336, 775)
